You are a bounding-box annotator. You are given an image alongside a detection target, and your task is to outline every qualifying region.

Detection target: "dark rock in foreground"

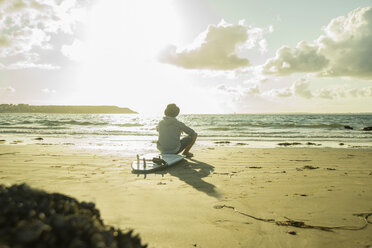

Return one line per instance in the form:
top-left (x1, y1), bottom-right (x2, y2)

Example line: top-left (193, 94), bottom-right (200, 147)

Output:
top-left (362, 126), bottom-right (372, 131)
top-left (344, 125), bottom-right (353, 130)
top-left (0, 184), bottom-right (146, 248)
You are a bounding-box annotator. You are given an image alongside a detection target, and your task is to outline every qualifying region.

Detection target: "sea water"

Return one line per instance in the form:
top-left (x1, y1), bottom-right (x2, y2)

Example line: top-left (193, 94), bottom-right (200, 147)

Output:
top-left (0, 113), bottom-right (371, 154)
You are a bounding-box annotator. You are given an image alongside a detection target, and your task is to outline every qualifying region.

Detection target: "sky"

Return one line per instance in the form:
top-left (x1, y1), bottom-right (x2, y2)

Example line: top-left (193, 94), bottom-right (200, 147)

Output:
top-left (1, 0), bottom-right (372, 114)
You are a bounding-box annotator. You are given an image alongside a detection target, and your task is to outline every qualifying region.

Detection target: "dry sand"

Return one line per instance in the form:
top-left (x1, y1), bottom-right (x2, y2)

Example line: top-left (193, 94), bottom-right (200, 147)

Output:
top-left (0, 144), bottom-right (371, 248)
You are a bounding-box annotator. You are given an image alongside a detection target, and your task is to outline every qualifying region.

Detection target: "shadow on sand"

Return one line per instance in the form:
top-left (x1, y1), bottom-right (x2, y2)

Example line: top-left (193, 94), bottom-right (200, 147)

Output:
top-left (132, 158), bottom-right (220, 198)
top-left (165, 158), bottom-right (221, 199)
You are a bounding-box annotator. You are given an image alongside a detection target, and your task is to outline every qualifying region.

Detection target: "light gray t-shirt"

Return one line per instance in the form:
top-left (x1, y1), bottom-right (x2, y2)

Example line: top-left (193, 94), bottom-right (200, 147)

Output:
top-left (156, 116), bottom-right (195, 154)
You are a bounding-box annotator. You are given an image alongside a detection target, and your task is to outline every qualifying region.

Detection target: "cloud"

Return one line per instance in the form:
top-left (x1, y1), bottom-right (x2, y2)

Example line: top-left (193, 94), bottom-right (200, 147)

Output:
top-left (273, 88), bottom-right (293, 97)
top-left (42, 88), bottom-right (56, 93)
top-left (263, 78), bottom-right (372, 100)
top-left (0, 0), bottom-right (88, 69)
top-left (293, 78), bottom-right (313, 99)
top-left (217, 84), bottom-right (260, 95)
top-left (215, 83), bottom-right (261, 112)
top-left (61, 39), bottom-right (85, 61)
top-left (0, 61), bottom-right (59, 70)
top-left (262, 78), bottom-right (313, 98)
top-left (316, 88), bottom-right (335, 99)
top-left (0, 86), bottom-right (16, 93)
top-left (316, 86), bottom-right (372, 99)
top-left (353, 86), bottom-right (372, 97)
top-left (263, 41), bottom-right (329, 75)
top-left (262, 87), bottom-right (291, 98)
top-left (159, 20), bottom-right (271, 70)
top-left (263, 7), bottom-right (372, 80)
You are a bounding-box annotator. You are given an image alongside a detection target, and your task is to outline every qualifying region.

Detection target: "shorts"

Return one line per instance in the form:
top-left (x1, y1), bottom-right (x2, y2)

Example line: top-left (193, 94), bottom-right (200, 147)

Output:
top-left (176, 135), bottom-right (193, 154)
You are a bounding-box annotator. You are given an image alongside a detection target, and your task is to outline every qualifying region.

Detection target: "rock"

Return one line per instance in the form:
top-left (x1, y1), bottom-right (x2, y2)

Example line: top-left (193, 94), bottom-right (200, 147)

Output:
top-left (214, 141), bottom-right (230, 144)
top-left (68, 238), bottom-right (87, 248)
top-left (15, 220), bottom-right (51, 243)
top-left (344, 125), bottom-right (353, 130)
top-left (306, 142), bottom-right (321, 146)
top-left (362, 126), bottom-right (372, 131)
top-left (303, 165), bottom-right (319, 170)
top-left (0, 183), bottom-right (147, 248)
top-left (235, 143), bottom-right (248, 146)
top-left (278, 142), bottom-right (302, 146)
top-left (278, 142), bottom-right (291, 146)
top-left (339, 143), bottom-right (344, 146)
top-left (33, 137), bottom-right (44, 141)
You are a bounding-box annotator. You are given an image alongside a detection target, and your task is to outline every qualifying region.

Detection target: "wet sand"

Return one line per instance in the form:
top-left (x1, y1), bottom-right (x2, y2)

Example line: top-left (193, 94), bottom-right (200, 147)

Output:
top-left (0, 144), bottom-right (371, 248)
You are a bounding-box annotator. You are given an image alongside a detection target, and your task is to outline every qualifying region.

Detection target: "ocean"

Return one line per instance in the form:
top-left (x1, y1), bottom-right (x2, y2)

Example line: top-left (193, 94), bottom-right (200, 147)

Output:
top-left (0, 113), bottom-right (371, 154)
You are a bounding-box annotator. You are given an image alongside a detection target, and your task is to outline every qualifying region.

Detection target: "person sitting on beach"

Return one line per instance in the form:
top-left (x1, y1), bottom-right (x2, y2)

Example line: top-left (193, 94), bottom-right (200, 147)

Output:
top-left (156, 104), bottom-right (197, 157)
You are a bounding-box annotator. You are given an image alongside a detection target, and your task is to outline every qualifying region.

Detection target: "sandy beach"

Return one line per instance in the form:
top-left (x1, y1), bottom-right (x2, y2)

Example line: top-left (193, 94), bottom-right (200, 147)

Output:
top-left (2, 0), bottom-right (372, 246)
top-left (0, 144), bottom-right (371, 248)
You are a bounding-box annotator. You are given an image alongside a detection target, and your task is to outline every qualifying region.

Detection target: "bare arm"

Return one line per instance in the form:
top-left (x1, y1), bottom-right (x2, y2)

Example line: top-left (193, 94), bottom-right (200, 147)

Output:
top-left (182, 132), bottom-right (197, 155)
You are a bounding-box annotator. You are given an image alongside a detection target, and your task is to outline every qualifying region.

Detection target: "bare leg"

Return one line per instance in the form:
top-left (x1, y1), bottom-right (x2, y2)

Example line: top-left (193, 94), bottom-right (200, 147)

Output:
top-left (182, 133), bottom-right (197, 157)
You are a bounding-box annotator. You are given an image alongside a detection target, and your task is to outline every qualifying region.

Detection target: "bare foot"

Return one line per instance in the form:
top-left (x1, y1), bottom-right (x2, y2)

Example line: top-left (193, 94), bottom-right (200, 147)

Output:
top-left (183, 152), bottom-right (194, 158)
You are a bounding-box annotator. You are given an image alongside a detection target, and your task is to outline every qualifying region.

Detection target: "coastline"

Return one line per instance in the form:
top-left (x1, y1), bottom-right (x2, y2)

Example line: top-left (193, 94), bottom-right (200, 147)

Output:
top-left (1, 144), bottom-right (371, 247)
top-left (1, 113), bottom-right (371, 154)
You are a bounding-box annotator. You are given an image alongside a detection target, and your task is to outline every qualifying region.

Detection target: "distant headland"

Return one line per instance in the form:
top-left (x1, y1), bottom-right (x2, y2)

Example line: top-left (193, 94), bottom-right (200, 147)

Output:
top-left (0, 104), bottom-right (137, 114)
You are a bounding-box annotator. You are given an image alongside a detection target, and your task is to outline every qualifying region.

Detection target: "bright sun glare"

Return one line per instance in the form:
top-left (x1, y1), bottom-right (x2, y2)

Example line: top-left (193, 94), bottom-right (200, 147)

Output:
top-left (73, 0), bottom-right (189, 114)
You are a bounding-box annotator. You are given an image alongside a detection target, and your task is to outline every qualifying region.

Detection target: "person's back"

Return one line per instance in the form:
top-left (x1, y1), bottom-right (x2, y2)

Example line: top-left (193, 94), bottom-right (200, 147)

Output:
top-left (156, 104), bottom-right (197, 157)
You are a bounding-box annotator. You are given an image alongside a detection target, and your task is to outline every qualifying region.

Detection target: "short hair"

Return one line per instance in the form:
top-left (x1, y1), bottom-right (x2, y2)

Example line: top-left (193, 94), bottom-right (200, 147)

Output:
top-left (164, 104), bottom-right (180, 117)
